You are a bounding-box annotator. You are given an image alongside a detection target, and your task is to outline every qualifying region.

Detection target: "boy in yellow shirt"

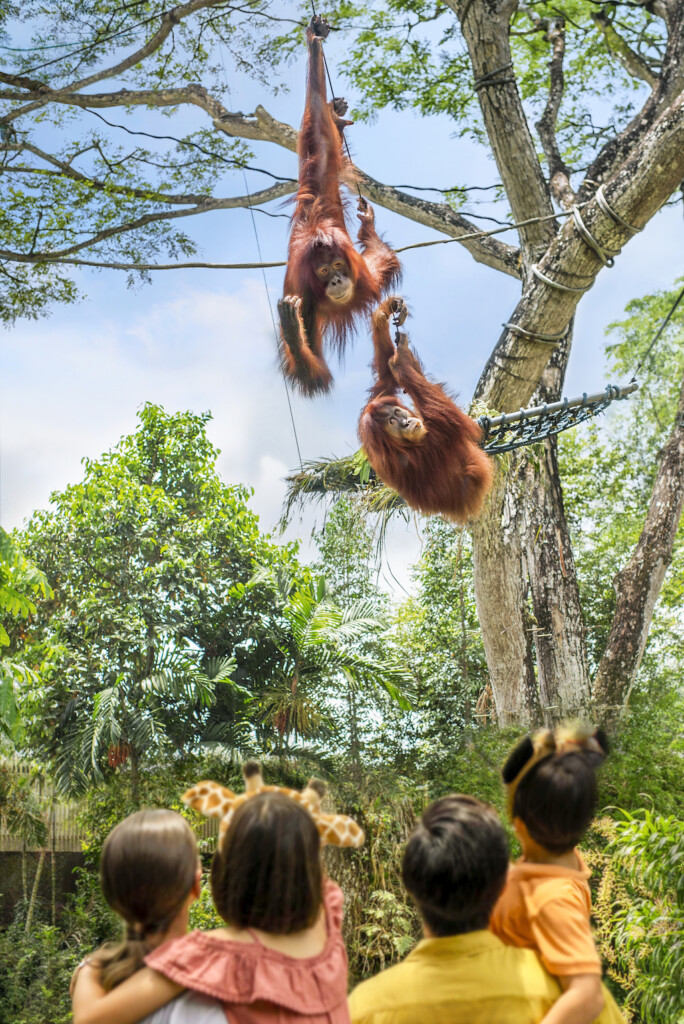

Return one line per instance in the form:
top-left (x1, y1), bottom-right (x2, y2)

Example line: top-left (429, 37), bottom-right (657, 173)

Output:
top-left (348, 793), bottom-right (623, 1024)
top-left (491, 726), bottom-right (610, 1024)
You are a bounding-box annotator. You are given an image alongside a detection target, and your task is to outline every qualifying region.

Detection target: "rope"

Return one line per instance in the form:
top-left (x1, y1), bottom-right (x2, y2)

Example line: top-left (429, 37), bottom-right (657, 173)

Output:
top-left (503, 321), bottom-right (569, 344)
top-left (571, 204), bottom-right (620, 268)
top-left (8, 205), bottom-right (586, 274)
top-left (531, 264), bottom-right (593, 294)
top-left (473, 62), bottom-right (515, 90)
top-left (595, 184), bottom-right (642, 235)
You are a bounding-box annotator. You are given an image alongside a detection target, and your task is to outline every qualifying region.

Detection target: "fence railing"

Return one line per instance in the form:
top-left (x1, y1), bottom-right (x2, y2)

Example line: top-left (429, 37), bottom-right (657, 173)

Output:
top-left (0, 758), bottom-right (219, 853)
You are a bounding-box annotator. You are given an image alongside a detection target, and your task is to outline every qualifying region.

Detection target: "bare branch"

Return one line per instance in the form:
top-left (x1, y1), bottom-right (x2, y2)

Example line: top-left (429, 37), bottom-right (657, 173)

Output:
top-left (360, 174), bottom-right (520, 277)
top-left (446, 0), bottom-right (556, 262)
top-left (535, 18), bottom-right (577, 209)
top-left (591, 11), bottom-right (659, 87)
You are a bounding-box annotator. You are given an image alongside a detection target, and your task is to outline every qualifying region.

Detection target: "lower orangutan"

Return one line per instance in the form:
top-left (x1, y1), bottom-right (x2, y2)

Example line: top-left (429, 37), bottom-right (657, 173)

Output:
top-left (358, 297), bottom-right (493, 522)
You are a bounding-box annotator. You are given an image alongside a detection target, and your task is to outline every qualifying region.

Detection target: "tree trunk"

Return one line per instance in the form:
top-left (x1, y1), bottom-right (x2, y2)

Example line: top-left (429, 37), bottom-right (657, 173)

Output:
top-left (593, 373), bottom-right (684, 713)
top-left (51, 801), bottom-right (56, 926)
top-left (129, 744), bottom-right (140, 807)
top-left (472, 326), bottom-right (592, 721)
top-left (472, 456), bottom-right (540, 725)
top-left (25, 850), bottom-right (45, 933)
top-left (524, 436), bottom-right (591, 719)
top-left (21, 838), bottom-right (27, 902)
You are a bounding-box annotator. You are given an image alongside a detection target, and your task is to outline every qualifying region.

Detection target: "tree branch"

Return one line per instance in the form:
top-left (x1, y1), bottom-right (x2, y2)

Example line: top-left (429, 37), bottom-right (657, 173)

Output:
top-left (446, 0), bottom-right (556, 262)
top-left (593, 370), bottom-right (684, 712)
top-left (0, 141), bottom-right (295, 208)
top-left (3, 180), bottom-right (294, 261)
top-left (578, 0), bottom-right (684, 199)
top-left (535, 17), bottom-right (577, 209)
top-left (474, 85), bottom-right (684, 412)
top-left (0, 84), bottom-right (520, 276)
top-left (590, 11), bottom-right (659, 88)
top-left (0, 0), bottom-right (233, 124)
top-left (359, 173), bottom-right (520, 277)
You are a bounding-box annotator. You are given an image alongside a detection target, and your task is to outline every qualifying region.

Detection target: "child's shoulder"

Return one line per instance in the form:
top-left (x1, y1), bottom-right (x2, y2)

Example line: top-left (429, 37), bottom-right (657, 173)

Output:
top-left (507, 853), bottom-right (592, 913)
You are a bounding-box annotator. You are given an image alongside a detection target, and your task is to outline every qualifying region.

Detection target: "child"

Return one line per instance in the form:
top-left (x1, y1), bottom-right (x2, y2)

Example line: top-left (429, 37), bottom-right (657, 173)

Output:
top-left (72, 790), bottom-right (351, 1024)
top-left (490, 726), bottom-right (612, 1024)
top-left (71, 808), bottom-right (224, 1023)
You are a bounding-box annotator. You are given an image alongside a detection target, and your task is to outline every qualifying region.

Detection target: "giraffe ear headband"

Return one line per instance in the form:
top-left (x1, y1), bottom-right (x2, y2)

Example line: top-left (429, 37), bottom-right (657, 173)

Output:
top-left (182, 761), bottom-right (365, 849)
top-left (502, 723), bottom-right (609, 818)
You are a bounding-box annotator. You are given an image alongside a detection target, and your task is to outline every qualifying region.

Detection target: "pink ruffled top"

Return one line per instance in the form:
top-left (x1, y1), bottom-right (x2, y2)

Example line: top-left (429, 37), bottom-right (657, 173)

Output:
top-left (145, 881), bottom-right (350, 1024)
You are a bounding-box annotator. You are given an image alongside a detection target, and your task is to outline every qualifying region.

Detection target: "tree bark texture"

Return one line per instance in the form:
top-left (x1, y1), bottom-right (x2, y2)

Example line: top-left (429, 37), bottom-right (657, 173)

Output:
top-left (593, 373), bottom-right (684, 712)
top-left (472, 330), bottom-right (591, 722)
top-left (472, 456), bottom-right (539, 725)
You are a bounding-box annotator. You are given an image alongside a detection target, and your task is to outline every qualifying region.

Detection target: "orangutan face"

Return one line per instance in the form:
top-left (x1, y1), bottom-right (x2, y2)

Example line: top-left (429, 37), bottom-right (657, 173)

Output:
top-left (316, 256), bottom-right (354, 304)
top-left (380, 404), bottom-right (427, 443)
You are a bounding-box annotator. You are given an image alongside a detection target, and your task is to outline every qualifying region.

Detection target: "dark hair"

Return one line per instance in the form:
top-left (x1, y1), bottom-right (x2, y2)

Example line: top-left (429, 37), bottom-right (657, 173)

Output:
top-left (402, 794), bottom-right (509, 937)
top-left (211, 791), bottom-right (322, 934)
top-left (93, 809), bottom-right (198, 990)
top-left (513, 752), bottom-right (599, 853)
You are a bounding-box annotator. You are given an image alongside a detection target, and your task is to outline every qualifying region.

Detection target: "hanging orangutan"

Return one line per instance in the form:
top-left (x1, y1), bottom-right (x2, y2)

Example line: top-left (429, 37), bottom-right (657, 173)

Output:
top-left (359, 297), bottom-right (494, 522)
top-left (277, 16), bottom-right (401, 396)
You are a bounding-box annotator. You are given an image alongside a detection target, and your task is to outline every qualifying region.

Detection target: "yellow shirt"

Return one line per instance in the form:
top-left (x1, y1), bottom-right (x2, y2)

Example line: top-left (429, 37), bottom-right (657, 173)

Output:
top-left (348, 930), bottom-right (625, 1024)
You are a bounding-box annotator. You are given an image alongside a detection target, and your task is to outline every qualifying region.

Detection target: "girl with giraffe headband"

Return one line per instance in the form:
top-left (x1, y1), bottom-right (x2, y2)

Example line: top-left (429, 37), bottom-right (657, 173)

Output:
top-left (72, 763), bottom-right (363, 1024)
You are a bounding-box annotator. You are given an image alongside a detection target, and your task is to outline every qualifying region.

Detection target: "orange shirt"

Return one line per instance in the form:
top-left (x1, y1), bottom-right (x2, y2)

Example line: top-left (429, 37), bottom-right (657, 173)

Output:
top-left (490, 850), bottom-right (601, 977)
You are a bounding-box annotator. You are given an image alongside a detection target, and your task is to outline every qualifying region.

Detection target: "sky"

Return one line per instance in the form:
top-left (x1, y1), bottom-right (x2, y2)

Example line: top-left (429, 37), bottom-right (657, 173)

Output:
top-left (1, 21), bottom-right (682, 593)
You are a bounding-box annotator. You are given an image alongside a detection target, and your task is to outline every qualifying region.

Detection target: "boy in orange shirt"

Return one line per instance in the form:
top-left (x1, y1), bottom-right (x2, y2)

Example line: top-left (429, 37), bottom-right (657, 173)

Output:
top-left (490, 726), bottom-right (612, 1024)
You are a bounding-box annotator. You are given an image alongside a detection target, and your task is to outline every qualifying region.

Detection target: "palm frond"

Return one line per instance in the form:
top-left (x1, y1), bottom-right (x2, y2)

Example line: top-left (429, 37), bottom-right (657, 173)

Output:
top-left (282, 450), bottom-right (409, 525)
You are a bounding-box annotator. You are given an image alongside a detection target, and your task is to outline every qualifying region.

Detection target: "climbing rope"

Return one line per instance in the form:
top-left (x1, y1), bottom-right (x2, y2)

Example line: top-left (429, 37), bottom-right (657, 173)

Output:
top-left (309, 2), bottom-right (364, 201)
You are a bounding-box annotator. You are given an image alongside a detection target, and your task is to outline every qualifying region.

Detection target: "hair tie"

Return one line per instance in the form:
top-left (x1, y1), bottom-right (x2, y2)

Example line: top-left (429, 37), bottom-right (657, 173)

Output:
top-left (126, 921), bottom-right (146, 941)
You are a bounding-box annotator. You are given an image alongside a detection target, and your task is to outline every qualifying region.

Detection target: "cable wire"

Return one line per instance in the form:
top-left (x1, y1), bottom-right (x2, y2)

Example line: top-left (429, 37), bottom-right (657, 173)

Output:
top-left (218, 44), bottom-right (303, 469)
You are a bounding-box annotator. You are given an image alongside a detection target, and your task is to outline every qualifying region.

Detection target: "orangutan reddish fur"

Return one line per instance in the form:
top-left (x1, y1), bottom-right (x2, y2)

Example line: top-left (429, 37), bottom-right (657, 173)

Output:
top-left (359, 299), bottom-right (494, 522)
top-left (278, 18), bottom-right (401, 395)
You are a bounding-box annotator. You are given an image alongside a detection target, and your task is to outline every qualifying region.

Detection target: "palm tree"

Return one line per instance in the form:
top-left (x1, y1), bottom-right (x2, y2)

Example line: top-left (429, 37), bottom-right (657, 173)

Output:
top-left (53, 648), bottom-right (237, 799)
top-left (248, 566), bottom-right (412, 757)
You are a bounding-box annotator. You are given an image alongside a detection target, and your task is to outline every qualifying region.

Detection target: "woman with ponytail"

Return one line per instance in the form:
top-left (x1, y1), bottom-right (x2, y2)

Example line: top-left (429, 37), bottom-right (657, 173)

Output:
top-left (71, 809), bottom-right (224, 1023)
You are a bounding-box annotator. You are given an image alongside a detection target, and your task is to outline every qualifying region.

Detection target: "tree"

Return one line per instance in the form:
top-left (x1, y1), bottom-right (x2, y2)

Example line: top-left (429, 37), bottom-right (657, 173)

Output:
top-left (16, 403), bottom-right (298, 794)
top-left (0, 528), bottom-right (51, 744)
top-left (392, 519), bottom-right (490, 754)
top-left (312, 498), bottom-right (398, 764)
top-left (246, 563), bottom-right (411, 757)
top-left (2, 1), bottom-right (684, 719)
top-left (559, 279), bottom-right (684, 708)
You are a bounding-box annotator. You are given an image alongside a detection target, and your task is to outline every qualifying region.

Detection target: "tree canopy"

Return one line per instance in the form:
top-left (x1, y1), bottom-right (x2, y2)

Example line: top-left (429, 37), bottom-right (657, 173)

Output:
top-left (15, 403), bottom-right (298, 791)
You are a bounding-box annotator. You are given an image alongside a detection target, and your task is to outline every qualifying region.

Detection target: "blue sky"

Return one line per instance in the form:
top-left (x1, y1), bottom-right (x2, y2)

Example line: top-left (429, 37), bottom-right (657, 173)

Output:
top-left (1, 28), bottom-right (682, 590)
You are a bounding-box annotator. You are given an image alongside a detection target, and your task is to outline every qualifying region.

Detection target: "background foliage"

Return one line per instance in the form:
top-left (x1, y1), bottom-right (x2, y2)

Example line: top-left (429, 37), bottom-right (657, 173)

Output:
top-left (1, 282), bottom-right (682, 1022)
